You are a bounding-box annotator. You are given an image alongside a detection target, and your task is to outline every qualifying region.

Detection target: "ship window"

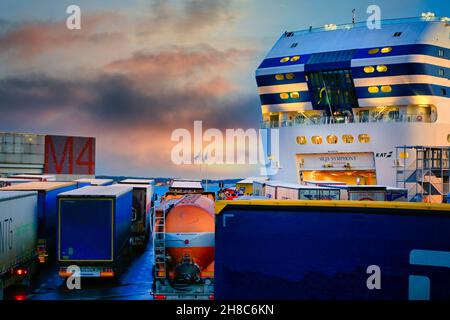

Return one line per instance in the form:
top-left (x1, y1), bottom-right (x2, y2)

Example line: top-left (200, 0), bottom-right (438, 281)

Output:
top-left (306, 68), bottom-right (359, 113)
top-left (342, 134), bottom-right (354, 143)
top-left (447, 134), bottom-right (450, 143)
top-left (358, 134), bottom-right (371, 143)
top-left (280, 57), bottom-right (290, 63)
top-left (438, 69), bottom-right (444, 77)
top-left (364, 66), bottom-right (375, 73)
top-left (290, 42), bottom-right (298, 48)
top-left (393, 32), bottom-right (402, 37)
top-left (296, 136), bottom-right (307, 145)
top-left (381, 85), bottom-right (392, 93)
top-left (368, 86), bottom-right (379, 93)
top-left (376, 65), bottom-right (388, 72)
top-left (280, 93), bottom-right (289, 99)
top-left (275, 74), bottom-right (285, 81)
top-left (438, 49), bottom-right (444, 57)
top-left (290, 56), bottom-right (300, 62)
top-left (442, 88), bottom-right (447, 96)
top-left (368, 48), bottom-right (379, 54)
top-left (381, 47), bottom-right (392, 53)
top-left (286, 73), bottom-right (295, 80)
top-left (326, 135), bottom-right (338, 144)
top-left (290, 92), bottom-right (300, 99)
top-left (311, 136), bottom-right (323, 144)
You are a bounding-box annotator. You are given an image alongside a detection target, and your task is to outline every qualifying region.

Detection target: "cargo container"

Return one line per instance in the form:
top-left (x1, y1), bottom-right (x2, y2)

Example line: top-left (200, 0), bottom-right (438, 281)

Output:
top-left (57, 186), bottom-right (133, 278)
top-left (328, 185), bottom-right (387, 201)
top-left (304, 180), bottom-right (346, 187)
top-left (264, 181), bottom-right (340, 200)
top-left (75, 178), bottom-right (113, 188)
top-left (0, 178), bottom-right (34, 188)
top-left (0, 191), bottom-right (38, 300)
top-left (110, 183), bottom-right (153, 247)
top-left (252, 180), bottom-right (267, 197)
top-left (0, 182), bottom-right (77, 263)
top-left (236, 177), bottom-right (268, 195)
top-left (169, 179), bottom-right (203, 193)
top-left (215, 200), bottom-right (450, 300)
top-left (118, 179), bottom-right (154, 185)
top-left (386, 187), bottom-right (408, 202)
top-left (10, 174), bottom-right (56, 182)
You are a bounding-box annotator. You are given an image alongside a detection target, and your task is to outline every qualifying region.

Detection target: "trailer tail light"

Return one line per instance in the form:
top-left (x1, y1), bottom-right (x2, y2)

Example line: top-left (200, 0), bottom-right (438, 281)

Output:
top-left (154, 295), bottom-right (167, 300)
top-left (15, 295), bottom-right (26, 301)
top-left (58, 268), bottom-right (71, 278)
top-left (15, 268), bottom-right (28, 276)
top-left (209, 294), bottom-right (215, 300)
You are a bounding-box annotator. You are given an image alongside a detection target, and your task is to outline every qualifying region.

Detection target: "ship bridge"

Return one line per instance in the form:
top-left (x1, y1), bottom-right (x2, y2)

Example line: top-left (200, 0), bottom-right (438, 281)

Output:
top-left (256, 15), bottom-right (449, 128)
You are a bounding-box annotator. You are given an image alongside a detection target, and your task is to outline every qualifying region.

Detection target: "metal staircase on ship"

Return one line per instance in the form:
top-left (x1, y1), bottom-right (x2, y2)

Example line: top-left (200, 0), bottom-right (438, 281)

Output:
top-left (395, 146), bottom-right (450, 202)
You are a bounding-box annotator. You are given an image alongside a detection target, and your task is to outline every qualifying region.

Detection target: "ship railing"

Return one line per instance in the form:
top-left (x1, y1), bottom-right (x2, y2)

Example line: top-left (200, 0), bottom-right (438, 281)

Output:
top-left (285, 16), bottom-right (448, 37)
top-left (261, 114), bottom-right (431, 129)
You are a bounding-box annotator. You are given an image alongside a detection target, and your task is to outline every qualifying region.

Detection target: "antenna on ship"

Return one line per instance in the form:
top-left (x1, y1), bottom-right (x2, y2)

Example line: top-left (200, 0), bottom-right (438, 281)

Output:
top-left (352, 9), bottom-right (356, 25)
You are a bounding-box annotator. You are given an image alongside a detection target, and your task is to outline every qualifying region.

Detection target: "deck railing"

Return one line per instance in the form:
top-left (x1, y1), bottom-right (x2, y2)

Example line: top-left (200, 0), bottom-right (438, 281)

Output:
top-left (261, 114), bottom-right (432, 129)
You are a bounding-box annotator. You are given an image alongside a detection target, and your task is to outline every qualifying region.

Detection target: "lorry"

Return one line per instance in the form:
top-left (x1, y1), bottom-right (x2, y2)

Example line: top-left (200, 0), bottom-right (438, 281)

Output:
top-left (0, 181), bottom-right (77, 263)
top-left (264, 181), bottom-right (340, 200)
top-left (9, 174), bottom-right (56, 182)
top-left (0, 191), bottom-right (38, 300)
top-left (57, 186), bottom-right (133, 278)
top-left (328, 185), bottom-right (387, 201)
top-left (0, 178), bottom-right (34, 188)
top-left (153, 194), bottom-right (215, 300)
top-left (74, 178), bottom-right (113, 188)
top-left (215, 200), bottom-right (450, 300)
top-left (110, 183), bottom-right (153, 248)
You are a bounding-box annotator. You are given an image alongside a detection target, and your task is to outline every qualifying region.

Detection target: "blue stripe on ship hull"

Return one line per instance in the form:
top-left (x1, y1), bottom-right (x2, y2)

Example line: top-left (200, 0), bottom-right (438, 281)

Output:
top-left (352, 63), bottom-right (449, 79)
top-left (256, 72), bottom-right (306, 87)
top-left (257, 44), bottom-right (449, 69)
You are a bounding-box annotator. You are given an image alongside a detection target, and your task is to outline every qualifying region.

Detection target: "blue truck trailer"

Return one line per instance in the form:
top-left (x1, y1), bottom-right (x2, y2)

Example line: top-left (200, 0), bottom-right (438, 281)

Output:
top-left (215, 200), bottom-right (450, 300)
top-left (109, 184), bottom-right (153, 248)
top-left (57, 186), bottom-right (133, 278)
top-left (0, 182), bottom-right (77, 264)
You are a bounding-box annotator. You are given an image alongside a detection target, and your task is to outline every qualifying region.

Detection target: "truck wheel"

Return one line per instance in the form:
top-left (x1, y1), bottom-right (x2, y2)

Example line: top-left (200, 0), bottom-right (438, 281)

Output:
top-left (0, 279), bottom-right (4, 300)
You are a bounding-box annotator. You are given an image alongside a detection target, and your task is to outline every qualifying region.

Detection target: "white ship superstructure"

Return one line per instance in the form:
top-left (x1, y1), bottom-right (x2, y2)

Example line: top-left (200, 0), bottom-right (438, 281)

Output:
top-left (256, 15), bottom-right (450, 195)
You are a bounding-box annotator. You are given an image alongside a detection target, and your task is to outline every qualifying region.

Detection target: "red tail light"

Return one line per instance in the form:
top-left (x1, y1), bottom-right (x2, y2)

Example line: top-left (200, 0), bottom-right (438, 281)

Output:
top-left (154, 295), bottom-right (167, 300)
top-left (209, 294), bottom-right (215, 300)
top-left (15, 268), bottom-right (28, 276)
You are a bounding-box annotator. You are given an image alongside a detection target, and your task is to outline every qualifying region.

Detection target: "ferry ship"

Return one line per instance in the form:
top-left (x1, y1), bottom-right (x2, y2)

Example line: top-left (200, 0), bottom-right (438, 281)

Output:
top-left (256, 14), bottom-right (450, 194)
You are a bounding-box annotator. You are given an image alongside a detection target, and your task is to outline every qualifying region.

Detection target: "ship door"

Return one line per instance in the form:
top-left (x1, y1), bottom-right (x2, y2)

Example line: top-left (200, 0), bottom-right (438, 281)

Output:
top-left (269, 114), bottom-right (279, 128)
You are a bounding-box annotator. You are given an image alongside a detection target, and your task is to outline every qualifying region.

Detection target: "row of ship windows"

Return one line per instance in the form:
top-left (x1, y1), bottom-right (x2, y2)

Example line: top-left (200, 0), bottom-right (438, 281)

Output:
top-left (364, 65), bottom-right (388, 73)
top-left (368, 85), bottom-right (392, 93)
top-left (275, 73), bottom-right (296, 80)
top-left (280, 91), bottom-right (300, 99)
top-left (280, 56), bottom-right (301, 63)
top-left (368, 47), bottom-right (392, 54)
top-left (275, 66), bottom-right (445, 80)
top-left (296, 134), bottom-right (371, 145)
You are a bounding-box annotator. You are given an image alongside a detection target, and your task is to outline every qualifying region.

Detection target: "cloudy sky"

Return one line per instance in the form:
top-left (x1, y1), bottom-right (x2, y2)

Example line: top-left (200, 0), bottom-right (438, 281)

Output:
top-left (0, 0), bottom-right (447, 178)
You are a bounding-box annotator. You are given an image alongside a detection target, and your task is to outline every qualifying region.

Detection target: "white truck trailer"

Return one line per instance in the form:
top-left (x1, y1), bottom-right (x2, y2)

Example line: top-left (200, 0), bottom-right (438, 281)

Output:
top-left (0, 191), bottom-right (38, 300)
